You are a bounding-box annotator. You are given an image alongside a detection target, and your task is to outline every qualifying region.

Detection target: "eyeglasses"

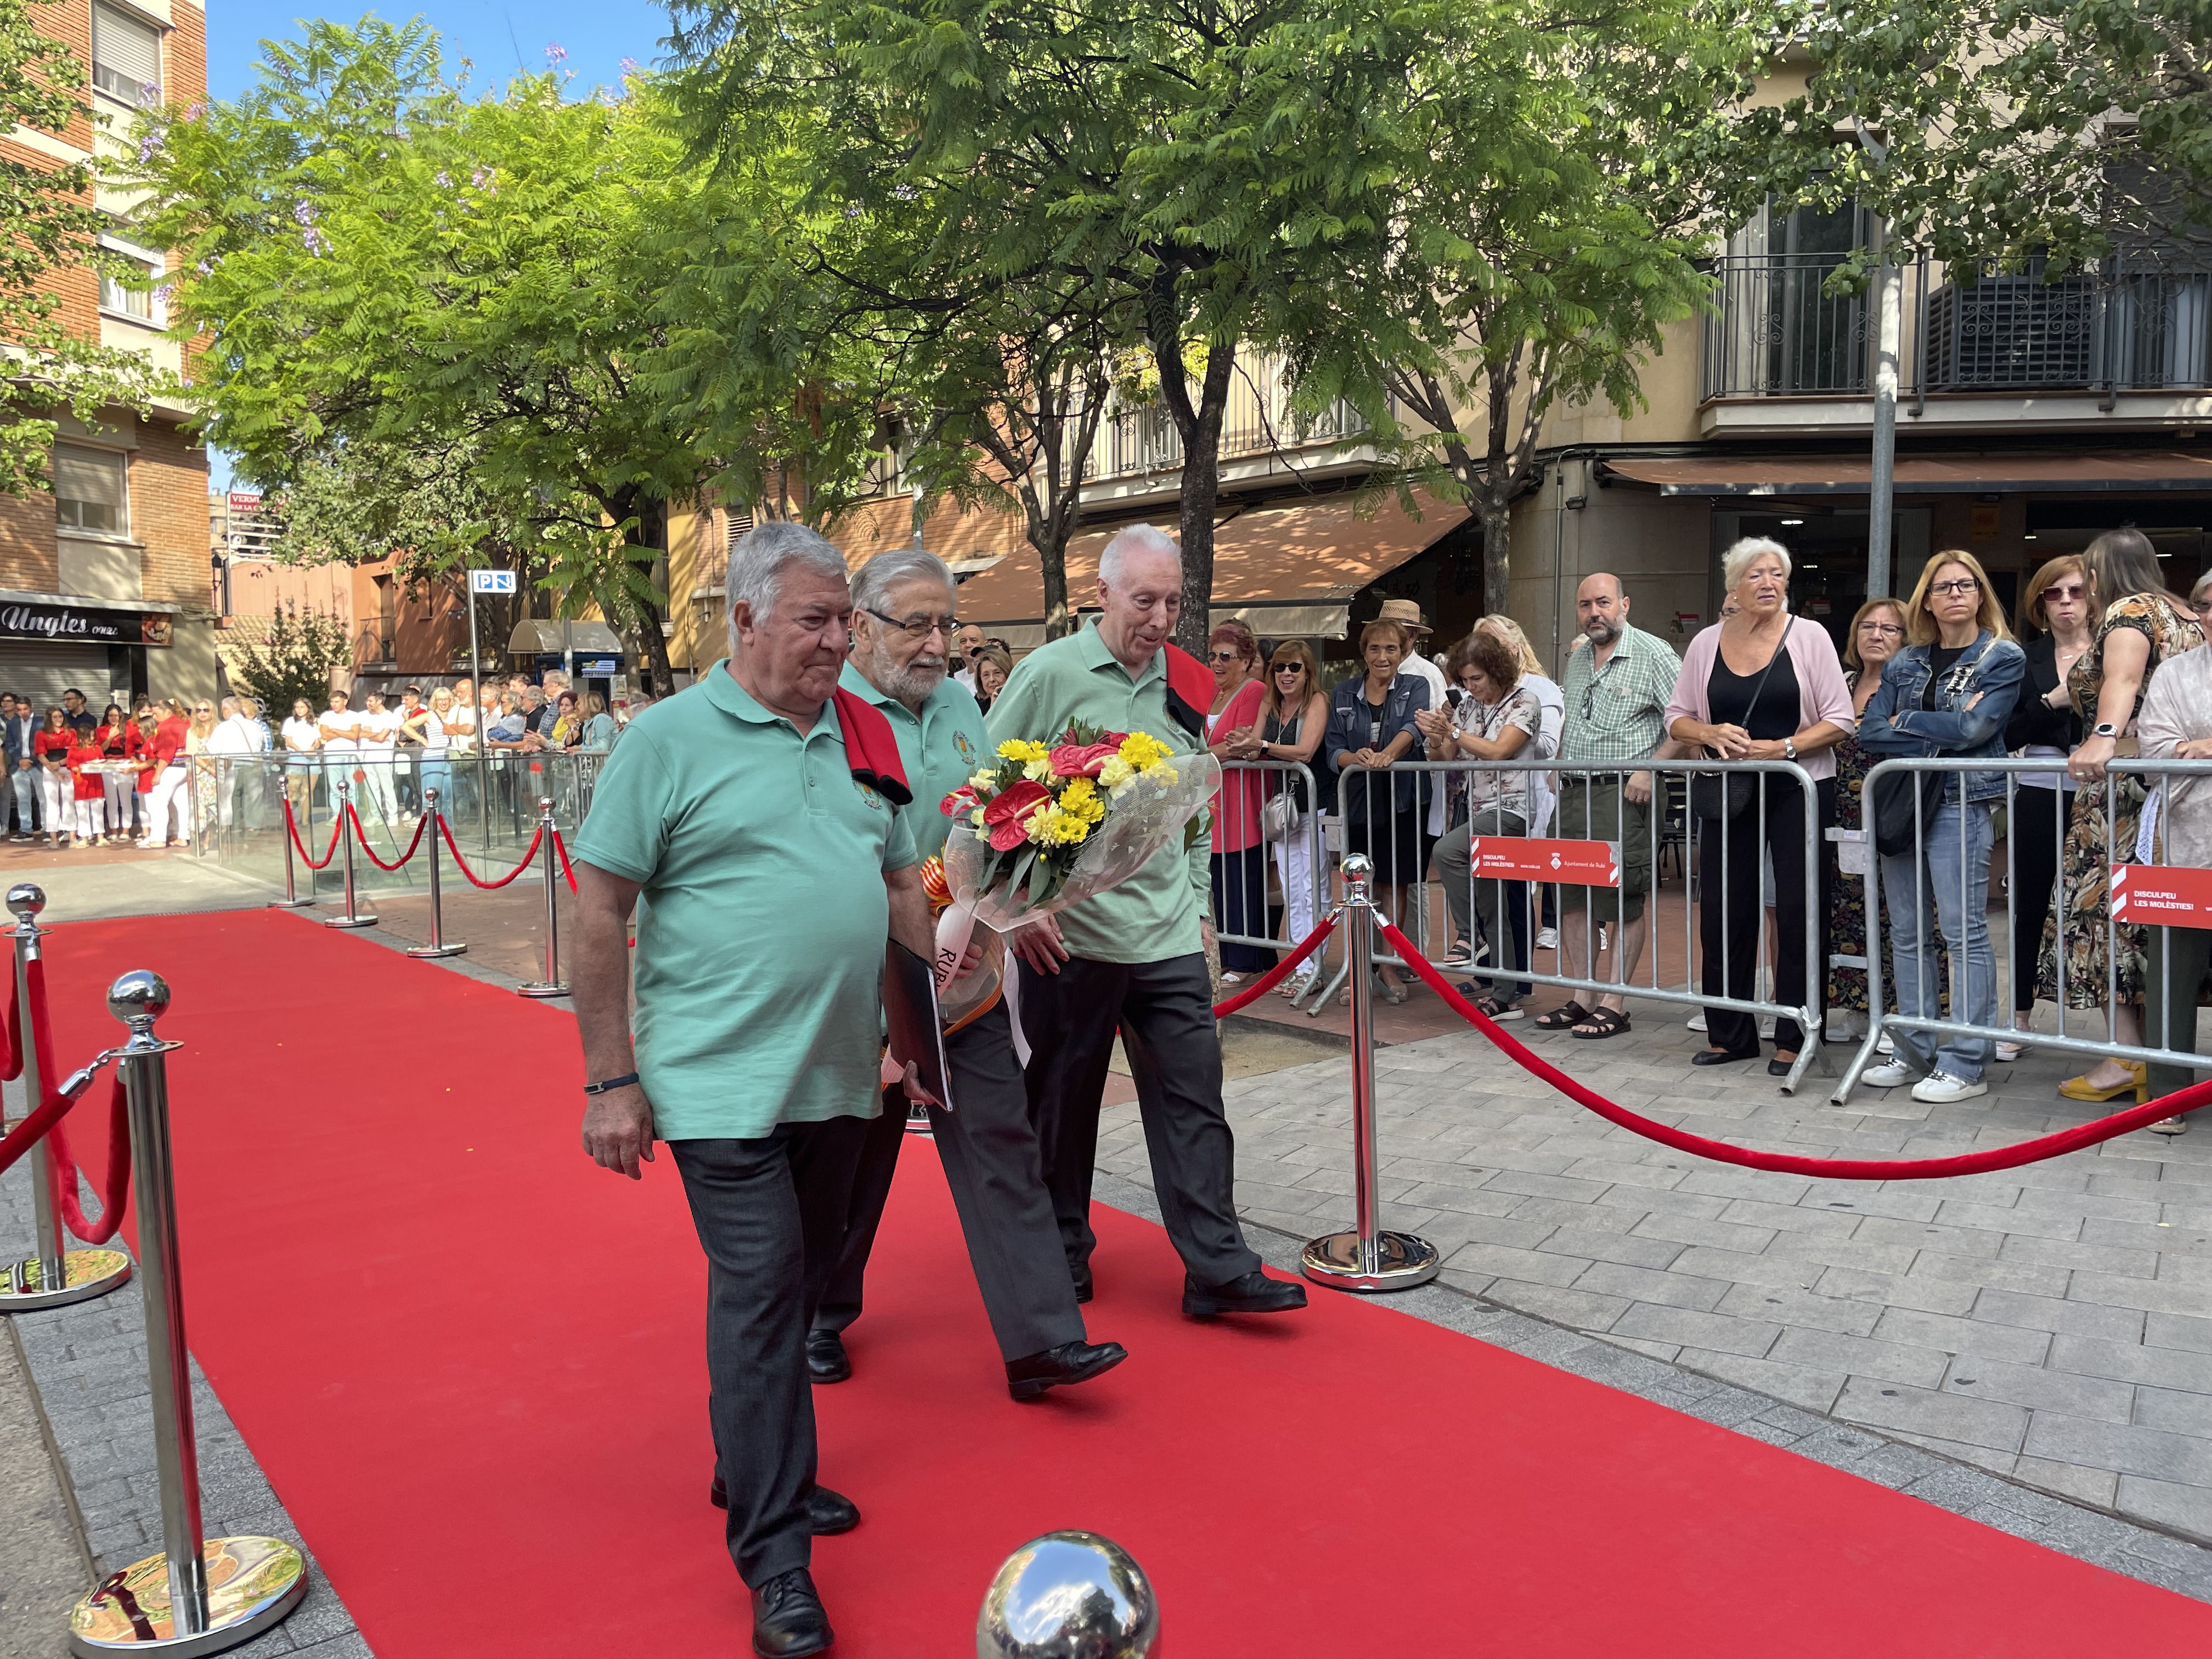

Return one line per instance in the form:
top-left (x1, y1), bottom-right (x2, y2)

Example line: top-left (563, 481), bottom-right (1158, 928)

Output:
top-left (2192, 597), bottom-right (2212, 616)
top-left (1929, 578), bottom-right (1981, 597)
top-left (1857, 621), bottom-right (1905, 636)
top-left (863, 608), bottom-right (960, 640)
top-left (1207, 650), bottom-right (1243, 664)
top-left (2041, 584), bottom-right (2085, 606)
top-left (1271, 662), bottom-right (1305, 674)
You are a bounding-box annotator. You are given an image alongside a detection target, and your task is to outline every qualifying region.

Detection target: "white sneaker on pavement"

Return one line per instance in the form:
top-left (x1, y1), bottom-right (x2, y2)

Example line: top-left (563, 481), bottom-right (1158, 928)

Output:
top-left (1686, 1012), bottom-right (1707, 1032)
top-left (1911, 1071), bottom-right (1988, 1104)
top-left (1536, 926), bottom-right (1559, 951)
top-left (1860, 1062), bottom-right (1918, 1089)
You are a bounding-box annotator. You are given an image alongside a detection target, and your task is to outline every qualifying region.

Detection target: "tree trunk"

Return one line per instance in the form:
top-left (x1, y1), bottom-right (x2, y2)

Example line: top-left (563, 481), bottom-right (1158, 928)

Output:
top-left (1040, 533), bottom-right (1071, 640)
top-left (1170, 342), bottom-right (1237, 657)
top-left (1479, 493), bottom-right (1513, 620)
top-left (639, 611), bottom-right (677, 696)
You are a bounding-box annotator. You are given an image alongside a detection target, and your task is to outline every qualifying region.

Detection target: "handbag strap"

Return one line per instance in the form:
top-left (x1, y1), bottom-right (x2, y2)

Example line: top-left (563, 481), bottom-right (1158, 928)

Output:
top-left (1706, 617), bottom-right (1795, 760)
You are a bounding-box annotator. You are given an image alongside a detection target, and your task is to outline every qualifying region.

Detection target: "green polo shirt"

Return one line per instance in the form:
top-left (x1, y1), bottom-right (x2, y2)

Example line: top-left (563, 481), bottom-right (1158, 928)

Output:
top-left (571, 661), bottom-right (916, 1141)
top-left (837, 661), bottom-right (990, 865)
top-left (983, 618), bottom-right (1210, 964)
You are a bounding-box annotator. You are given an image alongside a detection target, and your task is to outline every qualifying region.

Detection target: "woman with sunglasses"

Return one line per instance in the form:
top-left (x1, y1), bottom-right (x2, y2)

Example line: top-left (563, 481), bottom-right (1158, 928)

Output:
top-left (1997, 556), bottom-right (2092, 1061)
top-left (1204, 622), bottom-right (1272, 981)
top-left (31, 707), bottom-right (73, 847)
top-left (1325, 617), bottom-right (1433, 1002)
top-left (1238, 641), bottom-right (1330, 997)
top-left (138, 699), bottom-right (193, 847)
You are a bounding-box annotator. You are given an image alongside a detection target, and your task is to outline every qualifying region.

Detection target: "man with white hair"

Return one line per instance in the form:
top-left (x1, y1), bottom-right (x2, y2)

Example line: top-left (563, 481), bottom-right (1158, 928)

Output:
top-left (985, 524), bottom-right (1306, 1318)
top-left (815, 546), bottom-right (1127, 1399)
top-left (569, 522), bottom-right (936, 1657)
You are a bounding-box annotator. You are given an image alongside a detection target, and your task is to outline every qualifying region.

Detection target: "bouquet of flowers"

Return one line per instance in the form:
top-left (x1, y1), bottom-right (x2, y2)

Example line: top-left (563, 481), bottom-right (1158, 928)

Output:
top-left (927, 724), bottom-right (1220, 1013)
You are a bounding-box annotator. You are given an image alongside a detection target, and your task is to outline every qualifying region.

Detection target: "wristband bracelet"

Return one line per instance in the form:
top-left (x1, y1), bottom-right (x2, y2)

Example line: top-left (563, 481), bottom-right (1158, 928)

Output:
top-left (583, 1072), bottom-right (640, 1096)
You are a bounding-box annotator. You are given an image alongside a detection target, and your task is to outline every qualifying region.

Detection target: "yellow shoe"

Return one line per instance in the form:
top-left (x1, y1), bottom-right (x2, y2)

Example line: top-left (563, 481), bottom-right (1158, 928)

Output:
top-left (2058, 1062), bottom-right (2148, 1104)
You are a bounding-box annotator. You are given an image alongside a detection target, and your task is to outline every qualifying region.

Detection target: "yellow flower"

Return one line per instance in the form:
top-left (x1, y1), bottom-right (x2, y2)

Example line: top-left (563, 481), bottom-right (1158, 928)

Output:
top-left (1030, 806), bottom-right (1091, 846)
top-left (968, 770), bottom-right (997, 793)
top-left (1058, 777), bottom-right (1107, 821)
top-left (1118, 731), bottom-right (1171, 770)
top-left (1096, 755), bottom-right (1136, 791)
top-left (997, 739), bottom-right (1049, 764)
top-left (1023, 758), bottom-right (1052, 783)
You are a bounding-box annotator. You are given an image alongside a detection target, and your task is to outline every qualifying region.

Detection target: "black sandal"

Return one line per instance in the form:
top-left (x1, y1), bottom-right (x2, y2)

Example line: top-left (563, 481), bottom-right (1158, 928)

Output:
top-left (1533, 1001), bottom-right (1591, 1031)
top-left (1570, 1007), bottom-right (1631, 1040)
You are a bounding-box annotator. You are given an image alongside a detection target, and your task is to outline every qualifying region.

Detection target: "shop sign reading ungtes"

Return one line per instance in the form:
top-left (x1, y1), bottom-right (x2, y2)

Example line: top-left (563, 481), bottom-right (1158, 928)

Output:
top-left (0, 600), bottom-right (171, 647)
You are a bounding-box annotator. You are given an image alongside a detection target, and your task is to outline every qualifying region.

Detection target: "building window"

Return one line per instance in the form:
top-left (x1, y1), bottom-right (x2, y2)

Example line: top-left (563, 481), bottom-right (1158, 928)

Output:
top-left (91, 2), bottom-right (161, 104)
top-left (54, 444), bottom-right (127, 535)
top-left (724, 503), bottom-right (754, 552)
top-left (98, 228), bottom-right (161, 323)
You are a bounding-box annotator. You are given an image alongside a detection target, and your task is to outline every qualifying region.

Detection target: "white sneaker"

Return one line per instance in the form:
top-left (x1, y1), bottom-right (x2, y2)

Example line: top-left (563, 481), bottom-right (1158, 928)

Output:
top-left (1875, 1031), bottom-right (1895, 1057)
top-left (1861, 1062), bottom-right (1918, 1089)
top-left (1686, 1013), bottom-right (1707, 1032)
top-left (1994, 1040), bottom-right (2025, 1063)
top-left (1536, 927), bottom-right (1559, 951)
top-left (1912, 1071), bottom-right (1988, 1104)
top-left (1759, 1017), bottom-right (1777, 1040)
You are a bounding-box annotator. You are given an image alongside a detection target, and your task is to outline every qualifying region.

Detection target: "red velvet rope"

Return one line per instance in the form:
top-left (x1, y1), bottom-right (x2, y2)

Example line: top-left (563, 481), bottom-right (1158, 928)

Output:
top-left (346, 804), bottom-right (428, 872)
top-left (0, 961), bottom-right (20, 1084)
top-left (1212, 916), bottom-right (1338, 1018)
top-left (21, 953), bottom-right (131, 1244)
top-left (282, 797), bottom-right (344, 871)
top-left (551, 830), bottom-right (578, 893)
top-left (1375, 918), bottom-right (2212, 1180)
top-left (438, 816), bottom-right (544, 890)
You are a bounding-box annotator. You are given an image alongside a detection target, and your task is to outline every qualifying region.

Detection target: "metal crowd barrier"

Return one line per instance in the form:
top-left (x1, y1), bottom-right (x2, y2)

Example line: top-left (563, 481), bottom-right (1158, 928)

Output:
top-left (1835, 755), bottom-right (2212, 1104)
top-left (1211, 760), bottom-right (1330, 1006)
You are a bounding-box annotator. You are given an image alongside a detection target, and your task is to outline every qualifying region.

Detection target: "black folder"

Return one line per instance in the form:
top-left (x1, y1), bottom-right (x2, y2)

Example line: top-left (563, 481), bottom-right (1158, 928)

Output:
top-left (882, 938), bottom-right (953, 1111)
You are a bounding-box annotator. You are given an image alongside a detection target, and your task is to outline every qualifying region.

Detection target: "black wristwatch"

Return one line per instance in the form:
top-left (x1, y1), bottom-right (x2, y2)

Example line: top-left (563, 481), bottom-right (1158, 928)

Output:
top-left (583, 1072), bottom-right (639, 1096)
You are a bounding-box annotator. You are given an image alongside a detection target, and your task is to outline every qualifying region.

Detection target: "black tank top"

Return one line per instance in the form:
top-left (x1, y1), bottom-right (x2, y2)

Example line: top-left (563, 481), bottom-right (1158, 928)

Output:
top-left (1707, 644), bottom-right (1800, 741)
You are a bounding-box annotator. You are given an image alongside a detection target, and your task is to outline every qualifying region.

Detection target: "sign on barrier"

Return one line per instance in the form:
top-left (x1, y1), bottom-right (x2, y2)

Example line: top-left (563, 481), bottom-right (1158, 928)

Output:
top-left (1468, 836), bottom-right (1620, 885)
top-left (2111, 862), bottom-right (2212, 929)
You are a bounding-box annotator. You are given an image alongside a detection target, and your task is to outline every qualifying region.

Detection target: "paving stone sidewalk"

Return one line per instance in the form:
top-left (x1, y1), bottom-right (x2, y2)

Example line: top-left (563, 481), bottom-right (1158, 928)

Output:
top-left (1097, 1009), bottom-right (2212, 1548)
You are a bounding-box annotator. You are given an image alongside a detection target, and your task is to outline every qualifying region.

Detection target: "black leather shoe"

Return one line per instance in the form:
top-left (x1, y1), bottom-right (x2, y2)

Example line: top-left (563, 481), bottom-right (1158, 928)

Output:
top-left (1767, 1057), bottom-right (1795, 1077)
top-left (709, 1480), bottom-right (861, 1536)
top-left (751, 1567), bottom-right (833, 1657)
top-left (1691, 1047), bottom-right (1760, 1066)
top-left (1182, 1269), bottom-right (1308, 1318)
top-left (806, 1329), bottom-right (851, 1384)
top-left (1006, 1339), bottom-right (1128, 1401)
top-left (1069, 1263), bottom-right (1093, 1304)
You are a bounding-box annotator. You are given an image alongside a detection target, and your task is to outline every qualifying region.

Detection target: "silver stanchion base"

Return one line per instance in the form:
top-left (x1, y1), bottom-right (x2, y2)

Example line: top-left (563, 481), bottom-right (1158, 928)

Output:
top-left (516, 981), bottom-right (570, 999)
top-left (320, 915), bottom-right (377, 930)
top-left (404, 943), bottom-right (468, 958)
top-left (264, 898), bottom-right (315, 911)
top-left (0, 1247), bottom-right (132, 1310)
top-left (1299, 1229), bottom-right (1442, 1293)
top-left (70, 1536), bottom-right (307, 1655)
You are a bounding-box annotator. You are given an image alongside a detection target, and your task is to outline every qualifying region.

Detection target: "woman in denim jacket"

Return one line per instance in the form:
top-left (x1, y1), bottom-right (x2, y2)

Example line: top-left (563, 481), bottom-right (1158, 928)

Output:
top-left (1855, 550), bottom-right (2025, 1104)
top-left (1325, 617), bottom-right (1432, 1001)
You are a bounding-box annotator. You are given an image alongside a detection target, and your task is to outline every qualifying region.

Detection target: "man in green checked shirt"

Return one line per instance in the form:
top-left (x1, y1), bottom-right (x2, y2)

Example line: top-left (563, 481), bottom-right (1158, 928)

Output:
top-left (986, 524), bottom-right (1307, 1318)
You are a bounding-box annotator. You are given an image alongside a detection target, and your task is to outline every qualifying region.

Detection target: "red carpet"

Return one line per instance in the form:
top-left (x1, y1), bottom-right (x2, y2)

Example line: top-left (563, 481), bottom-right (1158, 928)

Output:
top-left (36, 909), bottom-right (2212, 1656)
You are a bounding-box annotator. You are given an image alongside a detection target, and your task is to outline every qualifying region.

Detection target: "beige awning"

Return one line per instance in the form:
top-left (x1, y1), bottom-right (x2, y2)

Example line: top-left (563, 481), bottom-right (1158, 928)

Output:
top-left (506, 618), bottom-right (625, 654)
top-left (1600, 449), bottom-right (2212, 496)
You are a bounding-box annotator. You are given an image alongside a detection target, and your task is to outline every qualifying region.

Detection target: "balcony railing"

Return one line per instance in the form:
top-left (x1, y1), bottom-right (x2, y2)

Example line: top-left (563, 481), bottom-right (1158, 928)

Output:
top-left (1090, 359), bottom-right (1374, 481)
top-left (1702, 252), bottom-right (2212, 403)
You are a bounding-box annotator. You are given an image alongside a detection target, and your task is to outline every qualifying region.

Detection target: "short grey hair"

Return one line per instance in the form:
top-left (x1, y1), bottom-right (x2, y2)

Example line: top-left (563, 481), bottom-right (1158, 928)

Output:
top-left (1099, 524), bottom-right (1180, 589)
top-left (2191, 567), bottom-right (2212, 606)
top-left (726, 522), bottom-right (850, 657)
top-left (1721, 535), bottom-right (1793, 590)
top-left (852, 547), bottom-right (955, 617)
top-left (219, 695), bottom-right (240, 715)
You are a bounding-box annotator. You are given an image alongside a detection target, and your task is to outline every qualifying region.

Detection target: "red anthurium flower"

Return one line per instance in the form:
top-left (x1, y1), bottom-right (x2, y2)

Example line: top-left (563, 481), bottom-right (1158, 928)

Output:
top-left (940, 785), bottom-right (979, 817)
top-left (1048, 741), bottom-right (1120, 778)
top-left (983, 778), bottom-right (1050, 851)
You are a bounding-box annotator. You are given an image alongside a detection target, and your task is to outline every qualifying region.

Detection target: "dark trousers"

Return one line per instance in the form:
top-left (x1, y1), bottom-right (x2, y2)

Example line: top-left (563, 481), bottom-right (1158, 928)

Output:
top-left (2145, 924), bottom-right (2212, 1108)
top-left (2011, 785), bottom-right (2068, 1013)
top-left (814, 1002), bottom-right (1088, 1362)
top-left (1017, 952), bottom-right (1261, 1286)
top-left (1211, 847), bottom-right (1273, 973)
top-left (1699, 775), bottom-right (1834, 1055)
top-left (669, 1121), bottom-right (876, 1588)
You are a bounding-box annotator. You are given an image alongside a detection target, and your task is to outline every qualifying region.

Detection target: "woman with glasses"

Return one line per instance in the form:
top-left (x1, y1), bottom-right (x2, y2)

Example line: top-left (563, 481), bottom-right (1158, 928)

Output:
top-left (1997, 556), bottom-right (2093, 1060)
top-left (2035, 528), bottom-right (2202, 1102)
top-left (973, 644), bottom-right (1013, 713)
top-left (138, 699), bottom-right (193, 848)
top-left (185, 699), bottom-right (219, 837)
top-left (31, 707), bottom-right (73, 847)
top-left (1824, 598), bottom-right (1947, 1037)
top-left (1204, 622), bottom-right (1272, 980)
top-left (1858, 551), bottom-right (2025, 1104)
top-left (1239, 641), bottom-right (1330, 998)
top-left (1325, 617), bottom-right (1433, 1002)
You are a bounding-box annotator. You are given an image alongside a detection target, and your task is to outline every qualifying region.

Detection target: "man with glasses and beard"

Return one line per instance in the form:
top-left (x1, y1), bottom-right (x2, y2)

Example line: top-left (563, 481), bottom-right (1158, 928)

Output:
top-left (817, 548), bottom-right (1127, 1400)
top-left (1532, 572), bottom-right (1686, 1042)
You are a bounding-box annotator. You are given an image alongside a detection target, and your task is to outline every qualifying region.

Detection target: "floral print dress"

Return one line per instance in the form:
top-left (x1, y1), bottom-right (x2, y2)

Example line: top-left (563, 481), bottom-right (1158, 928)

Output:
top-left (2038, 591), bottom-right (2202, 1009)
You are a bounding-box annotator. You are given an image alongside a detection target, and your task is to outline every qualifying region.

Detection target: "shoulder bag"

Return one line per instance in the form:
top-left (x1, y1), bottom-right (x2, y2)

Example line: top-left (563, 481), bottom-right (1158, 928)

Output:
top-left (1690, 619), bottom-right (1794, 823)
top-left (1261, 710), bottom-right (1307, 840)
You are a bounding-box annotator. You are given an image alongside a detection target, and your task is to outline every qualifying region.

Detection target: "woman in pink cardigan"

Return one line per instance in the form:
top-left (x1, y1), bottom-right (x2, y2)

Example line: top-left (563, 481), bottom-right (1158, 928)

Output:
top-left (1665, 538), bottom-right (1855, 1075)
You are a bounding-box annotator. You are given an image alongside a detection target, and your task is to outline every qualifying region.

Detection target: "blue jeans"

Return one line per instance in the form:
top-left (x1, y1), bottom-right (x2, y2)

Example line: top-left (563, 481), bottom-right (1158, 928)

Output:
top-left (417, 757), bottom-right (452, 812)
top-left (1878, 798), bottom-right (1996, 1081)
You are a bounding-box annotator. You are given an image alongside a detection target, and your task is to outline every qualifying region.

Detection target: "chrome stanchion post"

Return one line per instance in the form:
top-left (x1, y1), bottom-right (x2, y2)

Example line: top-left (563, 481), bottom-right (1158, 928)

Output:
top-left (266, 804), bottom-right (314, 911)
top-left (517, 797), bottom-right (569, 998)
top-left (1300, 855), bottom-right (1441, 1293)
top-left (0, 884), bottom-right (130, 1310)
top-left (321, 783), bottom-right (376, 930)
top-left (405, 789), bottom-right (467, 960)
top-left (67, 973), bottom-right (307, 1655)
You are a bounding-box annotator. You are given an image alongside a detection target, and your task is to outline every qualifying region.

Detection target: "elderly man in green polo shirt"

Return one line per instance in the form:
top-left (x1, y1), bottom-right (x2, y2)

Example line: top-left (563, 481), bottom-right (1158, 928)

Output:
top-left (811, 546), bottom-right (1128, 1401)
top-left (988, 524), bottom-right (1307, 1318)
top-left (569, 523), bottom-right (936, 1659)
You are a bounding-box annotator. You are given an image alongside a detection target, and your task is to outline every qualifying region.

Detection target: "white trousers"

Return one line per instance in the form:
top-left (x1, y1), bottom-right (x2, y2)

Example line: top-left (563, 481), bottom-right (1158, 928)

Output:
top-left (102, 771), bottom-right (134, 832)
top-left (351, 756), bottom-right (398, 825)
top-left (1271, 829), bottom-right (1321, 972)
top-left (74, 798), bottom-right (99, 838)
top-left (145, 764), bottom-right (191, 843)
top-left (36, 771), bottom-right (70, 836)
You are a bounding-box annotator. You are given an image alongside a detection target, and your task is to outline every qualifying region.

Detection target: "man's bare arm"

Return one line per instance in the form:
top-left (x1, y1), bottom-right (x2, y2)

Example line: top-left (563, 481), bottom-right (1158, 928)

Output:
top-left (572, 860), bottom-right (654, 1178)
top-left (885, 864), bottom-right (935, 962)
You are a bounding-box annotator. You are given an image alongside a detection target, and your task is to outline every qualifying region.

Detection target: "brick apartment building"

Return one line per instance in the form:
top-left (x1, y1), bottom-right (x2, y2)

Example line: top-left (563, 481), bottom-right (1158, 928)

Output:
top-left (0, 0), bottom-right (210, 715)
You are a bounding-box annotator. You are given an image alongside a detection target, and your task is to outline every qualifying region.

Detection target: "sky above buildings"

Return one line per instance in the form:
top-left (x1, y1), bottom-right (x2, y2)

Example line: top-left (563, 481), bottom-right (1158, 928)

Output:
top-left (207, 1), bottom-right (670, 102)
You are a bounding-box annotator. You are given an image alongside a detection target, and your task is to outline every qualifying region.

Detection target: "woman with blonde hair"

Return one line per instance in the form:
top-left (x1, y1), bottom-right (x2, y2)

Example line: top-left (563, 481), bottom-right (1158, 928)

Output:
top-left (1475, 613), bottom-right (1565, 945)
top-left (2037, 528), bottom-right (2202, 1101)
top-left (1234, 638), bottom-right (1329, 997)
top-left (1324, 616), bottom-right (1432, 1001)
top-left (1857, 550), bottom-right (2024, 1104)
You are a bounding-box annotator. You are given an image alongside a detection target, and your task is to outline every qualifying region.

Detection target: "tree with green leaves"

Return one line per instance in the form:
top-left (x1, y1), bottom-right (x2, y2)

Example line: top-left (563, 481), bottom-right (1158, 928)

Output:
top-left (0, 0), bottom-right (168, 493)
top-left (221, 599), bottom-right (352, 723)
